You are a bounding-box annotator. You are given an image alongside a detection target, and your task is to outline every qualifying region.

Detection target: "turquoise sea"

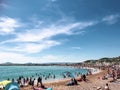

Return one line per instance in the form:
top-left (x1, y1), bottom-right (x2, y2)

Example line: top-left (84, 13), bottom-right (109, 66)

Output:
top-left (0, 66), bottom-right (88, 82)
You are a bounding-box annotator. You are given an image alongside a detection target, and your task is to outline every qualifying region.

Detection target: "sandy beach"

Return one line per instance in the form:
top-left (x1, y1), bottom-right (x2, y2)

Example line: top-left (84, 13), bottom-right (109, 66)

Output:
top-left (20, 68), bottom-right (120, 90)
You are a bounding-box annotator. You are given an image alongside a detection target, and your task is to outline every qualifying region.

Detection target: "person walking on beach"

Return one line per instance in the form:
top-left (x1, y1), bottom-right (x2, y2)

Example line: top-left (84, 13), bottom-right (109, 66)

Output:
top-left (112, 69), bottom-right (116, 81)
top-left (37, 76), bottom-right (43, 87)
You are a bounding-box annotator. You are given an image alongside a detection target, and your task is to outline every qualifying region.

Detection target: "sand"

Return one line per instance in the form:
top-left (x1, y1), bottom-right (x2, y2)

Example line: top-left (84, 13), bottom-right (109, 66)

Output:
top-left (20, 69), bottom-right (120, 90)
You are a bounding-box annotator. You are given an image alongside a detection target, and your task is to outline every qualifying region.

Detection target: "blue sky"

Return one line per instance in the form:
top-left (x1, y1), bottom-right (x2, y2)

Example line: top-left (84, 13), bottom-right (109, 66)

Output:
top-left (0, 0), bottom-right (120, 63)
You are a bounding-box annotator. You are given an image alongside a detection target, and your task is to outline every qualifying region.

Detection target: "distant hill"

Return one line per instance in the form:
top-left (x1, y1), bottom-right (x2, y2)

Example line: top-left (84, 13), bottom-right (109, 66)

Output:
top-left (2, 62), bottom-right (13, 65)
top-left (0, 56), bottom-right (120, 66)
top-left (84, 56), bottom-right (120, 66)
top-left (25, 62), bottom-right (33, 65)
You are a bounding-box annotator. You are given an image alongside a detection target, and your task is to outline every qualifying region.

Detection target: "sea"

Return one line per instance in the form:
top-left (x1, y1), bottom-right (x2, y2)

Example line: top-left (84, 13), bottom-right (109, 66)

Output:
top-left (0, 66), bottom-right (88, 82)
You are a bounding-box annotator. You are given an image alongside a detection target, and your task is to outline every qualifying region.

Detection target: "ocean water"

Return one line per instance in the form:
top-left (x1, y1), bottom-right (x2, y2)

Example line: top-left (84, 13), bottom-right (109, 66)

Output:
top-left (0, 66), bottom-right (88, 82)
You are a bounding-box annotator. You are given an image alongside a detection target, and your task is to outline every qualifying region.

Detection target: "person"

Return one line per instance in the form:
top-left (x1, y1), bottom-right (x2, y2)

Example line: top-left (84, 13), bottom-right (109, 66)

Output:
top-left (97, 86), bottom-right (102, 90)
top-left (29, 77), bottom-right (32, 85)
top-left (73, 78), bottom-right (78, 85)
top-left (12, 78), bottom-right (15, 82)
top-left (62, 74), bottom-right (66, 78)
top-left (53, 75), bottom-right (55, 79)
top-left (82, 74), bottom-right (86, 81)
top-left (66, 78), bottom-right (78, 86)
top-left (32, 78), bottom-right (35, 86)
top-left (17, 77), bottom-right (22, 87)
top-left (112, 70), bottom-right (116, 81)
top-left (66, 78), bottom-right (74, 86)
top-left (23, 78), bottom-right (25, 85)
top-left (104, 83), bottom-right (109, 90)
top-left (37, 77), bottom-right (43, 87)
top-left (77, 77), bottom-right (82, 82)
top-left (7, 78), bottom-right (10, 81)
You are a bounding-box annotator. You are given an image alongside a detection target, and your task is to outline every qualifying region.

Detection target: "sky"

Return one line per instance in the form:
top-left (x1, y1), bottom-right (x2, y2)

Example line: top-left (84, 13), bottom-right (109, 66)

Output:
top-left (0, 0), bottom-right (120, 63)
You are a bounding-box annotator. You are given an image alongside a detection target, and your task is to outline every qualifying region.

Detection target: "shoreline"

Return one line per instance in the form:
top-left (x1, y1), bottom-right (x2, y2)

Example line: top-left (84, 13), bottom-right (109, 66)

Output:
top-left (0, 66), bottom-right (100, 83)
top-left (21, 67), bottom-right (105, 90)
top-left (2, 66), bottom-right (120, 90)
top-left (21, 67), bottom-right (102, 90)
top-left (31, 66), bottom-right (101, 84)
top-left (43, 67), bottom-right (101, 84)
top-left (0, 66), bottom-right (91, 82)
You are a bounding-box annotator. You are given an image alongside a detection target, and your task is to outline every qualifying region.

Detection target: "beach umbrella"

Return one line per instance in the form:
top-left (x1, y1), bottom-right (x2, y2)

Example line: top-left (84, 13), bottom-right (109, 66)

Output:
top-left (0, 80), bottom-right (11, 87)
top-left (5, 82), bottom-right (19, 90)
top-left (64, 72), bottom-right (75, 78)
top-left (69, 73), bottom-right (75, 78)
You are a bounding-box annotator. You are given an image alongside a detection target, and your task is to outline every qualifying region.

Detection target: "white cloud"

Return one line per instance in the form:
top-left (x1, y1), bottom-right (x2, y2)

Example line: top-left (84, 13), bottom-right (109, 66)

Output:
top-left (41, 55), bottom-right (79, 63)
top-left (0, 3), bottom-right (8, 8)
top-left (2, 21), bottom-right (96, 43)
top-left (0, 14), bottom-right (119, 63)
top-left (0, 17), bottom-right (98, 63)
top-left (48, 0), bottom-right (57, 2)
top-left (2, 40), bottom-right (60, 53)
top-left (0, 19), bottom-right (96, 53)
top-left (0, 52), bottom-right (33, 63)
top-left (102, 14), bottom-right (120, 24)
top-left (0, 17), bottom-right (21, 35)
top-left (72, 47), bottom-right (81, 50)
top-left (42, 55), bottom-right (58, 60)
top-left (0, 52), bottom-right (75, 63)
top-left (0, 52), bottom-right (57, 63)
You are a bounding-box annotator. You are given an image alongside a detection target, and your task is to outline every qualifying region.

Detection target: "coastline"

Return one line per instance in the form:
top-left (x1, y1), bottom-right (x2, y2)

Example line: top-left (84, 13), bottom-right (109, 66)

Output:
top-left (42, 69), bottom-right (120, 90)
top-left (20, 66), bottom-right (103, 90)
top-left (31, 66), bottom-right (101, 84)
top-left (0, 66), bottom-right (101, 89)
top-left (21, 67), bottom-right (120, 90)
top-left (1, 66), bottom-right (120, 90)
top-left (20, 67), bottom-right (102, 90)
top-left (43, 66), bottom-right (101, 84)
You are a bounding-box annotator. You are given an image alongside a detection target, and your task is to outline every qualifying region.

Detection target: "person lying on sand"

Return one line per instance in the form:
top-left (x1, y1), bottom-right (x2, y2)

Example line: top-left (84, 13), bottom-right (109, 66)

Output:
top-left (66, 78), bottom-right (78, 86)
top-left (97, 86), bottom-right (102, 90)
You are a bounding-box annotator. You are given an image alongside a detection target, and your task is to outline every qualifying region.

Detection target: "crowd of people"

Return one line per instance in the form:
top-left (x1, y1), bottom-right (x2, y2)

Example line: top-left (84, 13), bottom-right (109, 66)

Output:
top-left (5, 67), bottom-right (109, 90)
top-left (5, 71), bottom-right (85, 89)
top-left (102, 65), bottom-right (120, 82)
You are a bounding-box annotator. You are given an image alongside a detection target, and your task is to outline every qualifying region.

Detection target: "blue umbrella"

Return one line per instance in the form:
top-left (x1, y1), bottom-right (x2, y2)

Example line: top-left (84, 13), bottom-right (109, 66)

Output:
top-left (5, 82), bottom-right (19, 90)
top-left (69, 73), bottom-right (75, 78)
top-left (64, 72), bottom-right (75, 78)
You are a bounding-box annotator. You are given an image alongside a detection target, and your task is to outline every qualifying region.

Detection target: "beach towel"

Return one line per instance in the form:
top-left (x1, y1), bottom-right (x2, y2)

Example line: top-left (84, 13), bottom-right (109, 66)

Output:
top-left (45, 87), bottom-right (52, 90)
top-left (0, 80), bottom-right (11, 88)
